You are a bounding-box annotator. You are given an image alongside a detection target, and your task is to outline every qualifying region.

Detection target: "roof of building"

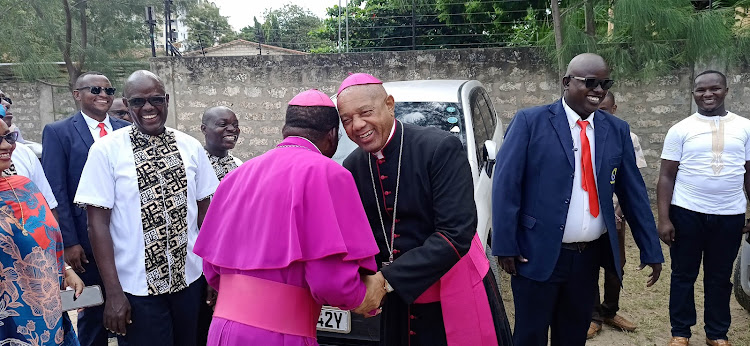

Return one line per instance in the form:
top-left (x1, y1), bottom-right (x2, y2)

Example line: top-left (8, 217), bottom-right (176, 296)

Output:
top-left (182, 39), bottom-right (307, 56)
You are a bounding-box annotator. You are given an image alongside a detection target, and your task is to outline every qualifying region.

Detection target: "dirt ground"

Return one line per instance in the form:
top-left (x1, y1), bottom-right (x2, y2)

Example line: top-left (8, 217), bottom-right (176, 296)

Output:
top-left (496, 232), bottom-right (750, 346)
top-left (71, 231), bottom-right (750, 346)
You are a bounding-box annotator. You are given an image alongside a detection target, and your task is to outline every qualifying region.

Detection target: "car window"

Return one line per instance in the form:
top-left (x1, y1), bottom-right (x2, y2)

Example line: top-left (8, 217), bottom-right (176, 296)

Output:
top-left (395, 102), bottom-right (466, 151)
top-left (470, 91), bottom-right (490, 163)
top-left (331, 101), bottom-right (466, 164)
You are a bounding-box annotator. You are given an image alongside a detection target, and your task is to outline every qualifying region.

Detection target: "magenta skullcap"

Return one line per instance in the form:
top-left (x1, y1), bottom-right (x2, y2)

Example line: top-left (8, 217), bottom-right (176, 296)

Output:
top-left (288, 89), bottom-right (335, 107)
top-left (337, 73), bottom-right (383, 95)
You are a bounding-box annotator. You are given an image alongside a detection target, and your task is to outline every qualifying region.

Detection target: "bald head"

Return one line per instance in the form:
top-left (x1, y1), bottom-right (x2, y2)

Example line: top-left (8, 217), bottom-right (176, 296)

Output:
top-left (565, 53), bottom-right (609, 77)
top-left (202, 106), bottom-right (235, 124)
top-left (124, 70), bottom-right (164, 98)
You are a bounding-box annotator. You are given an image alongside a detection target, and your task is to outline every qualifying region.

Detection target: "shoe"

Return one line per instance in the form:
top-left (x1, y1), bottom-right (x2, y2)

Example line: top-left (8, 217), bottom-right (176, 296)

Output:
top-left (668, 337), bottom-right (689, 346)
top-left (706, 338), bottom-right (731, 346)
top-left (603, 314), bottom-right (637, 332)
top-left (587, 322), bottom-right (601, 339)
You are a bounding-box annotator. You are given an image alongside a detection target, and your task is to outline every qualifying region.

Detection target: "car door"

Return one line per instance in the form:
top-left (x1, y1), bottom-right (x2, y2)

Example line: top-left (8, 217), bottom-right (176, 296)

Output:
top-left (467, 86), bottom-right (501, 248)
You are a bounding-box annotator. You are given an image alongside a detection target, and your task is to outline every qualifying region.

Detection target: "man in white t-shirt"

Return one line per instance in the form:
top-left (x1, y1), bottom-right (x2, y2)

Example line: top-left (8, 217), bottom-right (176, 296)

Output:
top-left (74, 70), bottom-right (219, 346)
top-left (658, 70), bottom-right (750, 346)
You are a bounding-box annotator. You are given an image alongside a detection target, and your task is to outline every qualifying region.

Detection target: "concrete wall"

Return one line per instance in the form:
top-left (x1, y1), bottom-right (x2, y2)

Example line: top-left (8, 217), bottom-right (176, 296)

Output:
top-left (5, 48), bottom-right (750, 197)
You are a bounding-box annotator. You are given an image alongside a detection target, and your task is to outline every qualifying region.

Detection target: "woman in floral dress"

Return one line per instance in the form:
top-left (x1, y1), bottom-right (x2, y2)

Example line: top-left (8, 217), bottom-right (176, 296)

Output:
top-left (0, 118), bottom-right (84, 345)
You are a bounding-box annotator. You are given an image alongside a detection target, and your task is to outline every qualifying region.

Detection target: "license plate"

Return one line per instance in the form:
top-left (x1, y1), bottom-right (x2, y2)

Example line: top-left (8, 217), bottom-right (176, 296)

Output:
top-left (317, 306), bottom-right (351, 333)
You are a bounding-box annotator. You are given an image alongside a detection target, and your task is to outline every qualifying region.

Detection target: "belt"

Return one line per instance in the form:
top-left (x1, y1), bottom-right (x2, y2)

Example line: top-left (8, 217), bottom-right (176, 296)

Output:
top-left (561, 241), bottom-right (592, 252)
top-left (214, 274), bottom-right (322, 338)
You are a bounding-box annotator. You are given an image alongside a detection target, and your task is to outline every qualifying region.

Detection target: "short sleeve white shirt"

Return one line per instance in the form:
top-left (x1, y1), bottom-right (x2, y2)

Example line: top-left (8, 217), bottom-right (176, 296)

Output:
top-left (74, 126), bottom-right (219, 296)
top-left (11, 143), bottom-right (58, 209)
top-left (661, 112), bottom-right (750, 215)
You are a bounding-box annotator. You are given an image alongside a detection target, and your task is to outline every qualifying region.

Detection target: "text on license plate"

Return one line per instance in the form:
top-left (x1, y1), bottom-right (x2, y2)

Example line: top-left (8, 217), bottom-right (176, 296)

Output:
top-left (317, 306), bottom-right (351, 333)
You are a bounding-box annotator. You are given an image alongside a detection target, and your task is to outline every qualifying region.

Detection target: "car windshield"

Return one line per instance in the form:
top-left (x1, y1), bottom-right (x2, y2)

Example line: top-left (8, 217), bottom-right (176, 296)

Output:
top-left (332, 101), bottom-right (465, 164)
top-left (395, 102), bottom-right (466, 149)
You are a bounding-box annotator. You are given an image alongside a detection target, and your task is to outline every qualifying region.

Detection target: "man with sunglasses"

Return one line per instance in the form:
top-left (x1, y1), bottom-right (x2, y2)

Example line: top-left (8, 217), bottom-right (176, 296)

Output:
top-left (74, 70), bottom-right (219, 346)
top-left (41, 71), bottom-right (131, 346)
top-left (658, 71), bottom-right (750, 346)
top-left (492, 53), bottom-right (664, 345)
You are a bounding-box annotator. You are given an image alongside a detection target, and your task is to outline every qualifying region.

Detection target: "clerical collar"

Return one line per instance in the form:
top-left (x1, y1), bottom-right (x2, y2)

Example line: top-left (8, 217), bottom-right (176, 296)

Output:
top-left (373, 119), bottom-right (397, 160)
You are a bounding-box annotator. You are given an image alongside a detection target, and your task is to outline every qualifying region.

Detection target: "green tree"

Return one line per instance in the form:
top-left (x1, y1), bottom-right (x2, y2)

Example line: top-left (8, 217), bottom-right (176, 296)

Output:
top-left (543, 0), bottom-right (750, 79)
top-left (264, 5), bottom-right (324, 51)
top-left (184, 1), bottom-right (233, 51)
top-left (0, 0), bottom-right (158, 90)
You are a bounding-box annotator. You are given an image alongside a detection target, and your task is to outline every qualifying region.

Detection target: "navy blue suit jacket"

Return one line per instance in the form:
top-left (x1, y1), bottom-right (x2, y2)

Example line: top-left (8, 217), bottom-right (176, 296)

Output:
top-left (41, 111), bottom-right (130, 254)
top-left (491, 100), bottom-right (663, 282)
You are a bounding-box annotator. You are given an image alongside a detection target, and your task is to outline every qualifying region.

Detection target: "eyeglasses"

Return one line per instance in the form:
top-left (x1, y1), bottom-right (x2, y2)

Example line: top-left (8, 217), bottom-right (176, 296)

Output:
top-left (1, 97), bottom-right (12, 105)
top-left (127, 96), bottom-right (167, 108)
top-left (76, 86), bottom-right (117, 96)
top-left (0, 132), bottom-right (19, 145)
top-left (567, 76), bottom-right (615, 90)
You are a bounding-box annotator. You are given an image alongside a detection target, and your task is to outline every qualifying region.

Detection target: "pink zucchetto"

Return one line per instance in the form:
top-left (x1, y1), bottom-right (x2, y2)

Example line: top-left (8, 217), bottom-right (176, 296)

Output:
top-left (288, 89), bottom-right (335, 108)
top-left (337, 73), bottom-right (383, 95)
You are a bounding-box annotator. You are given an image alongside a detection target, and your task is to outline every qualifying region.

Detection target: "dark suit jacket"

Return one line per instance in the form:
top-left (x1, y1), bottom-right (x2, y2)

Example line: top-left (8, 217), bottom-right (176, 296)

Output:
top-left (41, 111), bottom-right (130, 254)
top-left (491, 99), bottom-right (663, 282)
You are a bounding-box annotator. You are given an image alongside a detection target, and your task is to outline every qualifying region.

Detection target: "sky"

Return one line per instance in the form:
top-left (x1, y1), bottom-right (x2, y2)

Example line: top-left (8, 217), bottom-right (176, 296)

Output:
top-left (210, 0), bottom-right (339, 31)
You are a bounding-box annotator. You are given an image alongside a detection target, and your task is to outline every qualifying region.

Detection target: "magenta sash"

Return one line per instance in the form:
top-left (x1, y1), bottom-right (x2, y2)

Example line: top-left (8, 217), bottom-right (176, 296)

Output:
top-left (413, 235), bottom-right (498, 346)
top-left (214, 274), bottom-right (322, 338)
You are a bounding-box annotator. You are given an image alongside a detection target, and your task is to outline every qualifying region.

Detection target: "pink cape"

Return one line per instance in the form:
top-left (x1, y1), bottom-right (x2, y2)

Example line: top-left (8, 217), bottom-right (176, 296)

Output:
top-left (194, 136), bottom-right (378, 273)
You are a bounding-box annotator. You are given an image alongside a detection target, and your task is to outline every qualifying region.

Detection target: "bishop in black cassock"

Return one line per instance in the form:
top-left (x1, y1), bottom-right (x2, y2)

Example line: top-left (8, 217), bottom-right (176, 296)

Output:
top-left (337, 73), bottom-right (513, 346)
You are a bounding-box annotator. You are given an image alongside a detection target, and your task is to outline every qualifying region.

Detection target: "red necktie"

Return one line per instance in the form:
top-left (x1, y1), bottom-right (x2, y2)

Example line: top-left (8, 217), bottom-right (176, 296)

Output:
top-left (576, 120), bottom-right (599, 217)
top-left (97, 123), bottom-right (107, 137)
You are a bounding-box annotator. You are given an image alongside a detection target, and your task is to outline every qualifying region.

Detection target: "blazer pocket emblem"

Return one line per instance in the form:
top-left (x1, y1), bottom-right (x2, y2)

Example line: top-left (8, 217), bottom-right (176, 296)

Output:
top-left (610, 167), bottom-right (618, 185)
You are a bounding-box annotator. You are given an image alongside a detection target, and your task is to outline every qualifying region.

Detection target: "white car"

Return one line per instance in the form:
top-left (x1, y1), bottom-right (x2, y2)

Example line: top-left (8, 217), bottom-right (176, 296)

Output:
top-left (318, 80), bottom-right (503, 344)
top-left (735, 235), bottom-right (750, 312)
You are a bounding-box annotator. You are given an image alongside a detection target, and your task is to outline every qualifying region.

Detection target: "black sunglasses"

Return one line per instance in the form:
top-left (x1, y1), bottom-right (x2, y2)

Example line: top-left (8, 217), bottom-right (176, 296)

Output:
top-left (1, 97), bottom-right (12, 105)
top-left (0, 131), bottom-right (19, 145)
top-left (76, 86), bottom-right (117, 96)
top-left (567, 76), bottom-right (615, 90)
top-left (127, 96), bottom-right (167, 108)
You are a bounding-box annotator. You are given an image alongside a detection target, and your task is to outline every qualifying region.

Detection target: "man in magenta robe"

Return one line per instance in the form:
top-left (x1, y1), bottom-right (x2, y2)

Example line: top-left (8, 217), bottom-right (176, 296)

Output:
top-left (194, 89), bottom-right (383, 345)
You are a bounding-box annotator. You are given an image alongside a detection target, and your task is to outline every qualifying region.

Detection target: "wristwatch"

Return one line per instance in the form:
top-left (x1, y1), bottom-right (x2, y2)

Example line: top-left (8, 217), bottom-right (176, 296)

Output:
top-left (384, 279), bottom-right (394, 293)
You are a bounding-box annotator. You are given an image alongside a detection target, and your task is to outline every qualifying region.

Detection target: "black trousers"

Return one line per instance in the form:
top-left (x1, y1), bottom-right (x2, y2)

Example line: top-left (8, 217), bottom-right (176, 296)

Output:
top-left (122, 279), bottom-right (202, 346)
top-left (668, 205), bottom-right (743, 340)
top-left (75, 254), bottom-right (118, 346)
top-left (511, 236), bottom-right (602, 346)
top-left (592, 223), bottom-right (626, 322)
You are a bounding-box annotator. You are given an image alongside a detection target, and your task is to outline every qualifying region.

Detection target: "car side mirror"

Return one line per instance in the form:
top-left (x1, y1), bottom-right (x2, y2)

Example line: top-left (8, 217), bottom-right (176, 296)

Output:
top-left (482, 140), bottom-right (497, 178)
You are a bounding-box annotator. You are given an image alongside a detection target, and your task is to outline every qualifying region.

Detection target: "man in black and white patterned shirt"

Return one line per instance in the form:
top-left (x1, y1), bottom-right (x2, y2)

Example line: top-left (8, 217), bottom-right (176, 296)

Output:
top-left (75, 70), bottom-right (218, 346)
top-left (201, 106), bottom-right (242, 181)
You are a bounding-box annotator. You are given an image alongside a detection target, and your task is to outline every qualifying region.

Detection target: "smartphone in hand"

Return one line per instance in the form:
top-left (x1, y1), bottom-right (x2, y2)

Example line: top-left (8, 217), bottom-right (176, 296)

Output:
top-left (61, 285), bottom-right (104, 311)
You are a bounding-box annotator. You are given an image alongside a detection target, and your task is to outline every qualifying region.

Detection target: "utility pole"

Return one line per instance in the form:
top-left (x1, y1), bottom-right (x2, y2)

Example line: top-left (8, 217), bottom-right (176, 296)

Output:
top-left (164, 0), bottom-right (175, 56)
top-left (338, 0), bottom-right (342, 53)
top-left (145, 6), bottom-right (157, 57)
top-left (411, 0), bottom-right (416, 50)
top-left (345, 0), bottom-right (349, 52)
top-left (551, 0), bottom-right (564, 95)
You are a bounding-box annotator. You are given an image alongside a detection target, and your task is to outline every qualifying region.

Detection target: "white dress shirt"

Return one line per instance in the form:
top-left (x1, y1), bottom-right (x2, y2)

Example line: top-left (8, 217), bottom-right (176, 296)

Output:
top-left (561, 98), bottom-right (606, 243)
top-left (81, 111), bottom-right (113, 141)
top-left (74, 126), bottom-right (219, 296)
top-left (11, 142), bottom-right (58, 209)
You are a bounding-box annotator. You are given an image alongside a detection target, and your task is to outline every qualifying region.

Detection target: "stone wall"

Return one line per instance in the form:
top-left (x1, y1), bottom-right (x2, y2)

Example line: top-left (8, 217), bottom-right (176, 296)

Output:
top-left (5, 47), bottom-right (750, 197)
